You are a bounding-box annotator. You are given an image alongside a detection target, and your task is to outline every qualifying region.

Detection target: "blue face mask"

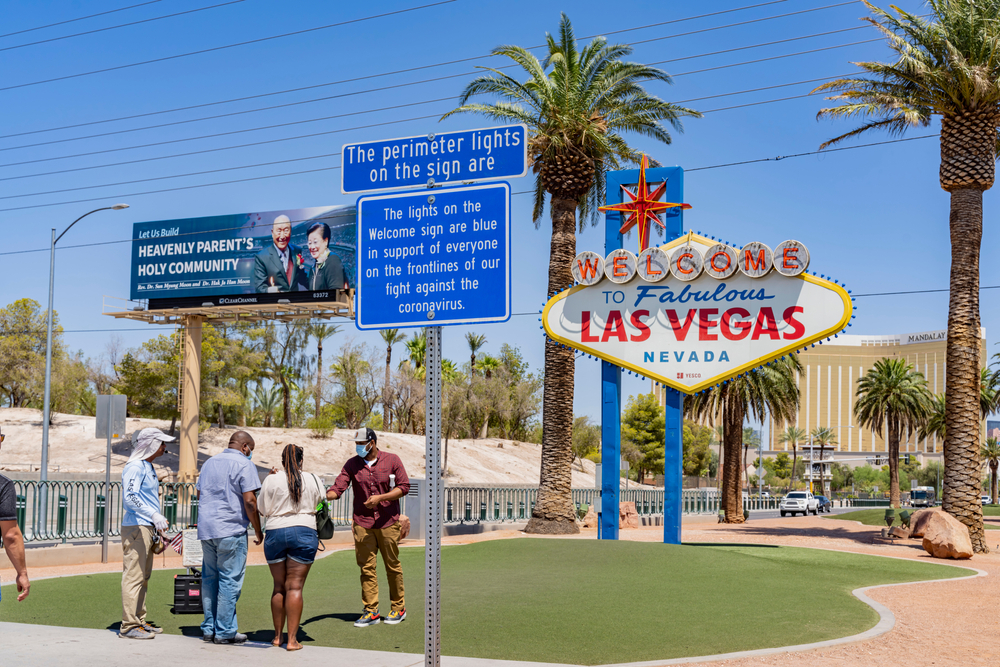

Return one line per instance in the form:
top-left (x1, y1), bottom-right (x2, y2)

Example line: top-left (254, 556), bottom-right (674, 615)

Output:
top-left (356, 442), bottom-right (371, 458)
top-left (244, 449), bottom-right (253, 461)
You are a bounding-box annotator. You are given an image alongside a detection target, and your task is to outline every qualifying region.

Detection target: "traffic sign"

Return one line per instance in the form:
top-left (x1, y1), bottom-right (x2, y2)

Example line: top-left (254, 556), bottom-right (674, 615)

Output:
top-left (355, 182), bottom-right (510, 329)
top-left (342, 125), bottom-right (528, 194)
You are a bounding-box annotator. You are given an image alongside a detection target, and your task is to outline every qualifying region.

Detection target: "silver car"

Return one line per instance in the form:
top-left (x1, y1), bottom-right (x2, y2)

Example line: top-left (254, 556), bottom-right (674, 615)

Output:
top-left (780, 491), bottom-right (818, 517)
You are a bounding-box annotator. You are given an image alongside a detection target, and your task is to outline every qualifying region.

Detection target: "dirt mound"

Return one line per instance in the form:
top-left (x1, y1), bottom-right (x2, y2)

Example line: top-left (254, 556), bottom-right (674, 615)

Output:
top-left (0, 408), bottom-right (598, 486)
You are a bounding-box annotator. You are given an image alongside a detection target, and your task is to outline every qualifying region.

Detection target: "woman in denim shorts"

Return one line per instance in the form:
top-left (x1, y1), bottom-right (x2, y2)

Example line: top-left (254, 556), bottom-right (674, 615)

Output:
top-left (257, 444), bottom-right (324, 650)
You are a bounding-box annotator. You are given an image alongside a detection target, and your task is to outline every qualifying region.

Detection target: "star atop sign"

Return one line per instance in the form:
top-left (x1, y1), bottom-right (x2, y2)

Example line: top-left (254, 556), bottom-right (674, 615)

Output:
top-left (598, 154), bottom-right (691, 252)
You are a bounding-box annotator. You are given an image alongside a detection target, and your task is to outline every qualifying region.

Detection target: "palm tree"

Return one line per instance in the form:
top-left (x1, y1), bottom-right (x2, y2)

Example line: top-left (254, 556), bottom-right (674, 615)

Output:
top-left (919, 392), bottom-right (948, 443)
top-left (465, 333), bottom-right (486, 374)
top-left (379, 329), bottom-right (405, 431)
top-left (252, 383), bottom-right (281, 428)
top-left (404, 331), bottom-right (426, 370)
top-left (983, 437), bottom-right (1000, 505)
top-left (476, 355), bottom-right (501, 379)
top-left (443, 15), bottom-right (700, 533)
top-left (854, 358), bottom-right (934, 509)
top-left (687, 356), bottom-right (801, 523)
top-left (918, 369), bottom-right (995, 443)
top-left (308, 322), bottom-right (340, 420)
top-left (810, 426), bottom-right (838, 494)
top-left (814, 0), bottom-right (1000, 551)
top-left (778, 426), bottom-right (807, 492)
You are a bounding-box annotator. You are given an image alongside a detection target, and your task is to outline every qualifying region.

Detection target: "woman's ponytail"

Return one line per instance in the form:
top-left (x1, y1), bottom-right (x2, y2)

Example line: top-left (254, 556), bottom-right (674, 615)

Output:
top-left (282, 444), bottom-right (304, 505)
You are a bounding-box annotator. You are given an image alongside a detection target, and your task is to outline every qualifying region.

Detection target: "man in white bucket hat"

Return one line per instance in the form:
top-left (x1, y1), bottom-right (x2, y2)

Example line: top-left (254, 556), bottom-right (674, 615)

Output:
top-left (119, 427), bottom-right (174, 640)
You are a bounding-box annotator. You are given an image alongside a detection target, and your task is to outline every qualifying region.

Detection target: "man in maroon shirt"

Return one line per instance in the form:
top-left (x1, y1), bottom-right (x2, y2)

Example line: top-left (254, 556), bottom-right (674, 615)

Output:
top-left (327, 427), bottom-right (410, 627)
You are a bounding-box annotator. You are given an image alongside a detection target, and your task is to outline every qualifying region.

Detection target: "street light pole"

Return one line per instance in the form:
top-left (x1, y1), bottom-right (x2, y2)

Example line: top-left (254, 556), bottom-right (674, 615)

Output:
top-left (39, 204), bottom-right (129, 527)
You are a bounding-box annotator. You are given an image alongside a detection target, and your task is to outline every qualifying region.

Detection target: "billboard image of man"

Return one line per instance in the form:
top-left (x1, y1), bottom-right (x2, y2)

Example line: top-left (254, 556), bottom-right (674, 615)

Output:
top-left (254, 215), bottom-right (308, 293)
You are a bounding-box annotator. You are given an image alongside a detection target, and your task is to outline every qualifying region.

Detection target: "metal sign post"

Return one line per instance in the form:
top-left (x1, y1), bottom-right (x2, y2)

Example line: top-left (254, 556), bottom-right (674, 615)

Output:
top-left (96, 394), bottom-right (127, 563)
top-left (424, 326), bottom-right (443, 667)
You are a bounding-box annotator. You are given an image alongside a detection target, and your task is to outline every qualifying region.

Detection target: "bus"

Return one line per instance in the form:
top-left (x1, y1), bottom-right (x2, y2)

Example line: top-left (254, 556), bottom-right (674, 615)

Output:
top-left (911, 486), bottom-right (936, 507)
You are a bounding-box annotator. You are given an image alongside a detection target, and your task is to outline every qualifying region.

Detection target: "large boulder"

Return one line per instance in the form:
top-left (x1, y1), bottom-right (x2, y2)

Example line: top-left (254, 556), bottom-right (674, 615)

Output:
top-left (910, 508), bottom-right (943, 538)
top-left (582, 504), bottom-right (599, 528)
top-left (922, 511), bottom-right (974, 559)
top-left (620, 501), bottom-right (640, 529)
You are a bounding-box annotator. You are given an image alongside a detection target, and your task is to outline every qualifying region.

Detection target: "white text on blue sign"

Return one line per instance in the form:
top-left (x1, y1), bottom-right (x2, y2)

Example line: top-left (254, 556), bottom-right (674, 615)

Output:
top-left (356, 183), bottom-right (510, 329)
top-left (342, 126), bottom-right (527, 194)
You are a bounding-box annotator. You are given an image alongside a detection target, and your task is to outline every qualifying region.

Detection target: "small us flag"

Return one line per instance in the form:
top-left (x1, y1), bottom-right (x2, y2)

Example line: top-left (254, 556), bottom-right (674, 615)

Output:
top-left (169, 532), bottom-right (183, 554)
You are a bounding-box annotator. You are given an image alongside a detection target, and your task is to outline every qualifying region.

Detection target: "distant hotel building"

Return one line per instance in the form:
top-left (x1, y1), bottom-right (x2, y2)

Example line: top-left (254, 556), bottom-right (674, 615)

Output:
top-left (654, 328), bottom-right (987, 459)
top-left (770, 328), bottom-right (986, 457)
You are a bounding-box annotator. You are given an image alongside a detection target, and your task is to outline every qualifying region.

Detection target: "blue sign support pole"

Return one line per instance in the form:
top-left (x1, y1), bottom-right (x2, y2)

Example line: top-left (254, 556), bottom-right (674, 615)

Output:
top-left (601, 166), bottom-right (685, 543)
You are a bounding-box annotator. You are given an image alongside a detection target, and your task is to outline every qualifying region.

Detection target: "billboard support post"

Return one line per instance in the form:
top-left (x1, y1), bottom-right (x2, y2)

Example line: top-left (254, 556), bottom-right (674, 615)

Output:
top-left (179, 316), bottom-right (203, 484)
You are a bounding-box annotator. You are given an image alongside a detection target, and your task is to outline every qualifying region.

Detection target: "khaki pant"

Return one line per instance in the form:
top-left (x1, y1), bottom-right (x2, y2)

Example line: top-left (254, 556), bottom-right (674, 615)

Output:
top-left (121, 525), bottom-right (155, 633)
top-left (352, 521), bottom-right (404, 614)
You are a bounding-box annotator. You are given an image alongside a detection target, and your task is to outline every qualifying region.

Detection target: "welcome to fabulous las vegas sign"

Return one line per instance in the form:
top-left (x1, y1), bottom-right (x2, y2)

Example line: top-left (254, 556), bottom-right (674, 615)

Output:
top-left (540, 161), bottom-right (853, 394)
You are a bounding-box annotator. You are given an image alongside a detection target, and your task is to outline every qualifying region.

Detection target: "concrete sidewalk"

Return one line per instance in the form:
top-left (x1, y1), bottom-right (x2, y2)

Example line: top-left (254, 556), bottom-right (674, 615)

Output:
top-left (0, 621), bottom-right (576, 667)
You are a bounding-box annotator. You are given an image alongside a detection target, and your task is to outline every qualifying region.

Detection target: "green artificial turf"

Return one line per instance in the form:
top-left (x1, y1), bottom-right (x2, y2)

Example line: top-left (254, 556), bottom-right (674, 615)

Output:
top-left (830, 508), bottom-right (1000, 530)
top-left (0, 539), bottom-right (973, 664)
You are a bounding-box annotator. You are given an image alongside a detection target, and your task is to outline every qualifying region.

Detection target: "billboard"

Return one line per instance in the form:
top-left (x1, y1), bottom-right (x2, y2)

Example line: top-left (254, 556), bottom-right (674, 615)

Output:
top-left (130, 206), bottom-right (356, 307)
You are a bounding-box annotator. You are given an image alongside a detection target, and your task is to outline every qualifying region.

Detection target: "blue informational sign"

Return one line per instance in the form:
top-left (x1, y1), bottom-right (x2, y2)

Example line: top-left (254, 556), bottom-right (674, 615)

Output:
top-left (342, 125), bottom-right (528, 194)
top-left (356, 182), bottom-right (510, 329)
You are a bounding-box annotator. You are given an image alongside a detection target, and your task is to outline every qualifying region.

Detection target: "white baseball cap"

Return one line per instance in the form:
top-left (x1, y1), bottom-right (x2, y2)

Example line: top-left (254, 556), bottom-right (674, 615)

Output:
top-left (128, 428), bottom-right (177, 463)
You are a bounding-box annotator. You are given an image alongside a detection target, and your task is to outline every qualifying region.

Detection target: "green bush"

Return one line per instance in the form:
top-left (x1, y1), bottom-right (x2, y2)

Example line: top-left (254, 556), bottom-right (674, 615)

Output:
top-left (308, 416), bottom-right (335, 439)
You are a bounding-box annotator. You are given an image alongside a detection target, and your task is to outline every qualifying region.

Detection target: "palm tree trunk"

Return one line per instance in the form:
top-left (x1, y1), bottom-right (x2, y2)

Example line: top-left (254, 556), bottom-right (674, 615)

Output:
top-left (991, 463), bottom-right (997, 505)
top-left (383, 345), bottom-right (392, 431)
top-left (525, 195), bottom-right (579, 535)
top-left (888, 420), bottom-right (900, 509)
top-left (281, 378), bottom-right (291, 428)
top-left (942, 187), bottom-right (988, 553)
top-left (315, 340), bottom-right (323, 420)
top-left (722, 397), bottom-right (745, 523)
top-left (791, 444), bottom-right (797, 492)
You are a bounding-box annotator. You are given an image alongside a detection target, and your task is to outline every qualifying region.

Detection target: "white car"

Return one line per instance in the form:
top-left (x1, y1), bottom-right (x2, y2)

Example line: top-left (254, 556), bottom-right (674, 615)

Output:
top-left (780, 491), bottom-right (819, 517)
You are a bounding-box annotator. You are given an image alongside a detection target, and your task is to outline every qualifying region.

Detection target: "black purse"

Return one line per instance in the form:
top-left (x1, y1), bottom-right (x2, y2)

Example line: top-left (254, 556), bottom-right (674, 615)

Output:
top-left (312, 474), bottom-right (336, 540)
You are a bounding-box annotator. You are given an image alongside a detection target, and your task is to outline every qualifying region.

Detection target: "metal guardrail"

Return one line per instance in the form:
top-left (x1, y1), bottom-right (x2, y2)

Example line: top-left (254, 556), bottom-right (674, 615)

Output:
top-left (3, 481), bottom-right (784, 544)
top-left (845, 498), bottom-right (892, 507)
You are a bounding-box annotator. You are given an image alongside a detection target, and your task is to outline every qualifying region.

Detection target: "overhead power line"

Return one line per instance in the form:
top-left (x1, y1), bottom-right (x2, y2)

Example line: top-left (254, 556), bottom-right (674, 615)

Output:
top-left (0, 34), bottom-right (877, 171)
top-left (0, 0), bottom-right (165, 40)
top-left (0, 22), bottom-right (868, 154)
top-left (0, 1), bottom-right (248, 53)
top-left (0, 1), bottom-right (461, 93)
top-left (0, 134), bottom-right (937, 215)
top-left (0, 0), bottom-right (853, 132)
top-left (0, 72), bottom-right (859, 191)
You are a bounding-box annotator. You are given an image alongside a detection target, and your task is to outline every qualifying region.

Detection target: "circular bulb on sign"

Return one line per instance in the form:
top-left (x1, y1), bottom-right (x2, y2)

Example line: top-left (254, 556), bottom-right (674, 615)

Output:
top-left (571, 251), bottom-right (605, 286)
top-left (738, 242), bottom-right (773, 278)
top-left (669, 244), bottom-right (703, 281)
top-left (703, 243), bottom-right (738, 279)
top-left (604, 249), bottom-right (637, 284)
top-left (773, 240), bottom-right (810, 276)
top-left (636, 247), bottom-right (669, 283)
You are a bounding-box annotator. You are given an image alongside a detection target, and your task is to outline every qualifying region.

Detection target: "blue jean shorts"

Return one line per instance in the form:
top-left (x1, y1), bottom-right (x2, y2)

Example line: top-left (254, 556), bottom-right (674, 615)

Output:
top-left (264, 526), bottom-right (319, 565)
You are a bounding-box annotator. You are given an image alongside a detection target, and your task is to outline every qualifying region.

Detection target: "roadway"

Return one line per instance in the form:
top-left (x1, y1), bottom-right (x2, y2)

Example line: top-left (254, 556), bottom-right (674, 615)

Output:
top-left (747, 505), bottom-right (860, 521)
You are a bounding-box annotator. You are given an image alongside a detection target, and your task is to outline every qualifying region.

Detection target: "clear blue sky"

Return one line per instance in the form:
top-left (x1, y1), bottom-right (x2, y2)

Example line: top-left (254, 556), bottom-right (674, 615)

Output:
top-left (2, 0), bottom-right (996, 424)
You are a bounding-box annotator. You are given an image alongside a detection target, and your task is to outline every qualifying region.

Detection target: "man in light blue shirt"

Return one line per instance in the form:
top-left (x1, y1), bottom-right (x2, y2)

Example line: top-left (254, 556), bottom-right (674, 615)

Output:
top-left (120, 427), bottom-right (174, 640)
top-left (196, 430), bottom-right (263, 645)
